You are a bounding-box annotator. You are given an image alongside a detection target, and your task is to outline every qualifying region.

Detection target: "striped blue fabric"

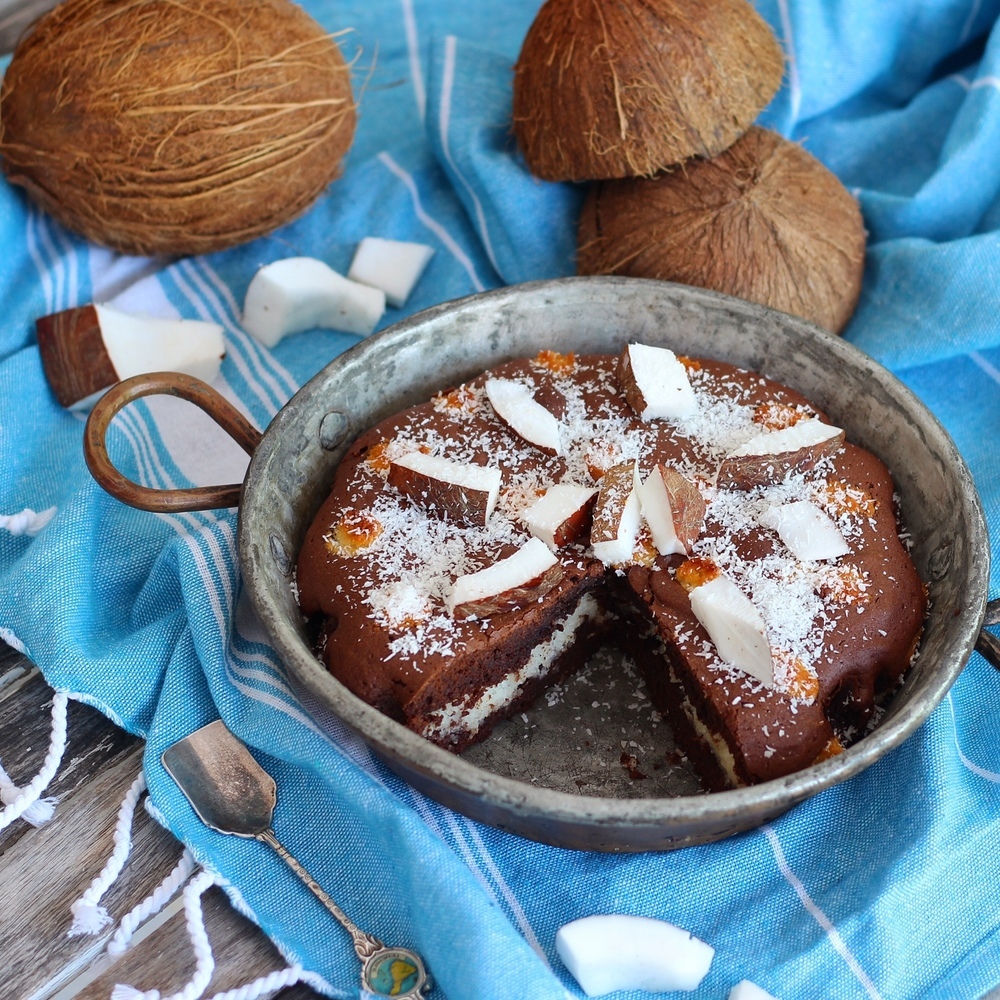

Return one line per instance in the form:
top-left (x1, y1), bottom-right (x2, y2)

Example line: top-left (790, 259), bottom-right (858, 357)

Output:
top-left (3, 2), bottom-right (1000, 998)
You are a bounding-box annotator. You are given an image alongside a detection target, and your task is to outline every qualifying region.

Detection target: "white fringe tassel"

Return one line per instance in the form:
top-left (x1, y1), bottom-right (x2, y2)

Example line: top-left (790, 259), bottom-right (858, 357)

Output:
top-left (203, 965), bottom-right (312, 1000)
top-left (68, 769), bottom-right (147, 937)
top-left (111, 868), bottom-right (217, 1000)
top-left (0, 689), bottom-right (68, 832)
top-left (108, 848), bottom-right (197, 957)
top-left (0, 505), bottom-right (57, 536)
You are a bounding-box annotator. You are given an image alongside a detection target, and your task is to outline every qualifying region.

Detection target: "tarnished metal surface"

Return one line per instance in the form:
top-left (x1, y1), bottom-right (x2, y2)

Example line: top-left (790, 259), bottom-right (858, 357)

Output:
top-left (237, 277), bottom-right (989, 852)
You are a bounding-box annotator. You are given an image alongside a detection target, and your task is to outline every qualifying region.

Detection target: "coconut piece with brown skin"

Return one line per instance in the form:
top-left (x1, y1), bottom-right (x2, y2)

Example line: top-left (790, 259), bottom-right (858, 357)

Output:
top-left (0, 0), bottom-right (356, 256)
top-left (512, 0), bottom-right (785, 181)
top-left (577, 127), bottom-right (867, 334)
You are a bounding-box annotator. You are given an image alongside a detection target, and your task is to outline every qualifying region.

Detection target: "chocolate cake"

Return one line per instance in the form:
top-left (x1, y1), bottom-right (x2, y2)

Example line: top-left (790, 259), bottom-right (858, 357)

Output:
top-left (295, 346), bottom-right (926, 789)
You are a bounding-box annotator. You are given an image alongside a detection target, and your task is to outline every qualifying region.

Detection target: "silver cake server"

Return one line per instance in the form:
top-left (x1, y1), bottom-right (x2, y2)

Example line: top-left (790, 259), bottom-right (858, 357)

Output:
top-left (162, 719), bottom-right (430, 999)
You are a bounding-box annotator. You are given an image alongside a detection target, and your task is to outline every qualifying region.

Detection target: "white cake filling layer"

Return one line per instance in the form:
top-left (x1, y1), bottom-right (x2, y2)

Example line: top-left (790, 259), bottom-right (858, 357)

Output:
top-left (422, 592), bottom-right (605, 742)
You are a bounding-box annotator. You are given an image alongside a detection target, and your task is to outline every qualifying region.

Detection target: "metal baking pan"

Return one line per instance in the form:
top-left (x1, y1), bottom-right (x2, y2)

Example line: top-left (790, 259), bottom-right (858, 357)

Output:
top-left (84, 277), bottom-right (991, 851)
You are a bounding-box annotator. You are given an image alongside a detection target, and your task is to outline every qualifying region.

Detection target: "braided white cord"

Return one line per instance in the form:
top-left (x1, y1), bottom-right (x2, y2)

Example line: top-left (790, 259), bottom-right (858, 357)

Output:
top-left (111, 867), bottom-right (218, 1000)
top-left (204, 964), bottom-right (308, 1000)
top-left (0, 759), bottom-right (56, 826)
top-left (68, 769), bottom-right (148, 936)
top-left (0, 689), bottom-right (68, 832)
top-left (107, 847), bottom-right (197, 957)
top-left (0, 506), bottom-right (57, 536)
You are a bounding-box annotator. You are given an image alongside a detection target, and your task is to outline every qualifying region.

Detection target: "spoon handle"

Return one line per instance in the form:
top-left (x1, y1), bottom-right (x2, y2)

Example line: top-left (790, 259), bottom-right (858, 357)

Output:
top-left (256, 829), bottom-right (432, 998)
top-left (256, 828), bottom-right (383, 959)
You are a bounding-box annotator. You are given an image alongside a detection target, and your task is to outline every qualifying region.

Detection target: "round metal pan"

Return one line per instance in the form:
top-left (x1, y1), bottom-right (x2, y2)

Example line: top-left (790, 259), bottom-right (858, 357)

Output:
top-left (85, 277), bottom-right (992, 851)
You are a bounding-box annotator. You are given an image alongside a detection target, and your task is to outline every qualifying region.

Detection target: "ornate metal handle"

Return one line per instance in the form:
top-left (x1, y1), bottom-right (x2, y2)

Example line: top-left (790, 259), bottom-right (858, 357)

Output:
top-left (83, 371), bottom-right (262, 512)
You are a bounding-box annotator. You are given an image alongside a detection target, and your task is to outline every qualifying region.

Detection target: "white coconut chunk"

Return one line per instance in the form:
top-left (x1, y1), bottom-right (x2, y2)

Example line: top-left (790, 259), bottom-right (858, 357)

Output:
top-left (638, 467), bottom-right (685, 556)
top-left (523, 483), bottom-right (597, 550)
top-left (388, 451), bottom-right (501, 527)
top-left (555, 914), bottom-right (714, 996)
top-left (242, 257), bottom-right (385, 346)
top-left (447, 537), bottom-right (558, 617)
top-left (728, 980), bottom-right (781, 1000)
top-left (688, 575), bottom-right (774, 687)
top-left (618, 343), bottom-right (698, 420)
top-left (95, 304), bottom-right (224, 391)
top-left (759, 499), bottom-right (850, 561)
top-left (591, 462), bottom-right (642, 566)
top-left (485, 378), bottom-right (563, 455)
top-left (347, 237), bottom-right (434, 307)
top-left (728, 417), bottom-right (842, 457)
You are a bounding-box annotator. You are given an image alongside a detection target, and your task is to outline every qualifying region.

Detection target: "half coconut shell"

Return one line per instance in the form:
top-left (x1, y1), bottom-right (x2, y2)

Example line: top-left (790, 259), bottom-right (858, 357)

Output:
top-left (577, 127), bottom-right (867, 334)
top-left (512, 0), bottom-right (785, 181)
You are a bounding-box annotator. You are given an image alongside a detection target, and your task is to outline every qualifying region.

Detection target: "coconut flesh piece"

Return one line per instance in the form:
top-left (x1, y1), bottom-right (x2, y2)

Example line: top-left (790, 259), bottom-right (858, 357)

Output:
top-left (447, 537), bottom-right (559, 619)
top-left (590, 462), bottom-right (643, 566)
top-left (387, 451), bottom-right (501, 528)
top-left (242, 257), bottom-right (385, 347)
top-left (347, 237), bottom-right (434, 308)
top-left (577, 127), bottom-right (867, 334)
top-left (759, 499), bottom-right (850, 562)
top-left (716, 418), bottom-right (845, 490)
top-left (512, 0), bottom-right (785, 180)
top-left (728, 981), bottom-right (781, 1000)
top-left (638, 465), bottom-right (705, 556)
top-left (35, 303), bottom-right (225, 410)
top-left (522, 483), bottom-right (597, 550)
top-left (485, 378), bottom-right (563, 455)
top-left (688, 574), bottom-right (774, 688)
top-left (617, 343), bottom-right (698, 421)
top-left (555, 914), bottom-right (715, 996)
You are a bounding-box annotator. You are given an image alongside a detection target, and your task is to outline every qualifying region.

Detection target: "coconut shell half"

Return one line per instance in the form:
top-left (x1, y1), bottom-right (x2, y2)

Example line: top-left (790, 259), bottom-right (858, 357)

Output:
top-left (512, 0), bottom-right (785, 182)
top-left (0, 0), bottom-right (356, 256)
top-left (577, 128), bottom-right (867, 334)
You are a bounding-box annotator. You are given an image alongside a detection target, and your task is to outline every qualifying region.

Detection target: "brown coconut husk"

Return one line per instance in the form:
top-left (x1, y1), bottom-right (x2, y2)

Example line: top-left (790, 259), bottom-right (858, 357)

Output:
top-left (577, 127), bottom-right (866, 334)
top-left (0, 0), bottom-right (356, 256)
top-left (512, 0), bottom-right (785, 182)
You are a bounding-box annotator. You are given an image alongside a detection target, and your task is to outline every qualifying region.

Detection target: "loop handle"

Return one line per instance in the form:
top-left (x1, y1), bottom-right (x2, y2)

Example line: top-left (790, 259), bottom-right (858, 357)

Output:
top-left (84, 372), bottom-right (262, 513)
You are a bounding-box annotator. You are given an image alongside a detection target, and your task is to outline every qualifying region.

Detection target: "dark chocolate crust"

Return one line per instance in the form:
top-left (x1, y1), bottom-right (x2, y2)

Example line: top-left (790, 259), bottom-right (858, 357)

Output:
top-left (295, 352), bottom-right (927, 784)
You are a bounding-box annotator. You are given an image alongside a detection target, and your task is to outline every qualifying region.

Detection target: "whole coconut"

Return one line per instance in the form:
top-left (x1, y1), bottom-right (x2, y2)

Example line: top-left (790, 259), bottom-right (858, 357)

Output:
top-left (0, 0), bottom-right (356, 256)
top-left (512, 0), bottom-right (785, 182)
top-left (577, 127), bottom-right (866, 334)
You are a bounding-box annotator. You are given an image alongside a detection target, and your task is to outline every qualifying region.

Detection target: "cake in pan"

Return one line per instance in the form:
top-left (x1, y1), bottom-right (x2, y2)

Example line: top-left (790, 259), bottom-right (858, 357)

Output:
top-left (295, 346), bottom-right (926, 788)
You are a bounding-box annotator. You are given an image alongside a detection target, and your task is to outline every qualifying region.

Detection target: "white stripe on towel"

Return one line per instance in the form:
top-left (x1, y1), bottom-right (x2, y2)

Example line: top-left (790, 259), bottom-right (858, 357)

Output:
top-left (775, 0), bottom-right (802, 127)
top-left (440, 36), bottom-right (501, 277)
top-left (948, 693), bottom-right (1000, 782)
top-left (764, 824), bottom-right (883, 1000)
top-left (400, 0), bottom-right (427, 122)
top-left (378, 151), bottom-right (486, 292)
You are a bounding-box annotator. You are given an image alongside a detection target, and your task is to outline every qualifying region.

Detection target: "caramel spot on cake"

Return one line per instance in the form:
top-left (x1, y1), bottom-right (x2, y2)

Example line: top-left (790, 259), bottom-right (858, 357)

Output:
top-left (753, 401), bottom-right (811, 431)
top-left (325, 509), bottom-right (383, 556)
top-left (814, 736), bottom-right (845, 762)
top-left (365, 439), bottom-right (392, 475)
top-left (584, 440), bottom-right (621, 481)
top-left (814, 479), bottom-right (878, 520)
top-left (676, 557), bottom-right (720, 592)
top-left (677, 355), bottom-right (701, 371)
top-left (818, 564), bottom-right (871, 605)
top-left (533, 349), bottom-right (577, 374)
top-left (632, 527), bottom-right (658, 567)
top-left (432, 385), bottom-right (479, 414)
top-left (775, 651), bottom-right (820, 703)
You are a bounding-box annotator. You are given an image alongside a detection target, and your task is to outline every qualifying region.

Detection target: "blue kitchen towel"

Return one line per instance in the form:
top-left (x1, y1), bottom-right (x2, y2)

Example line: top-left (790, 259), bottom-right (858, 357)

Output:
top-left (3, 1), bottom-right (1000, 998)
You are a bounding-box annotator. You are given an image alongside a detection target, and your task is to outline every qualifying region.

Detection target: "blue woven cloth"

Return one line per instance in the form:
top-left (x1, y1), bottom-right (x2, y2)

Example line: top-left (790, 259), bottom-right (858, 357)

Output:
top-left (3, 1), bottom-right (1000, 997)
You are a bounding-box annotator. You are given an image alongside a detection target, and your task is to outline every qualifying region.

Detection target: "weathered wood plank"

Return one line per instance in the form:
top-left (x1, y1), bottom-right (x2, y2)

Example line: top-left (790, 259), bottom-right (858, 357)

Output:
top-left (0, 668), bottom-right (141, 855)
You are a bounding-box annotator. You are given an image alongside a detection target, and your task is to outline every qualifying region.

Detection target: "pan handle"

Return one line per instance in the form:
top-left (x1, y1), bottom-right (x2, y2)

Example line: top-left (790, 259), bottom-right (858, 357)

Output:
top-left (976, 598), bottom-right (1000, 670)
top-left (83, 372), bottom-right (262, 513)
